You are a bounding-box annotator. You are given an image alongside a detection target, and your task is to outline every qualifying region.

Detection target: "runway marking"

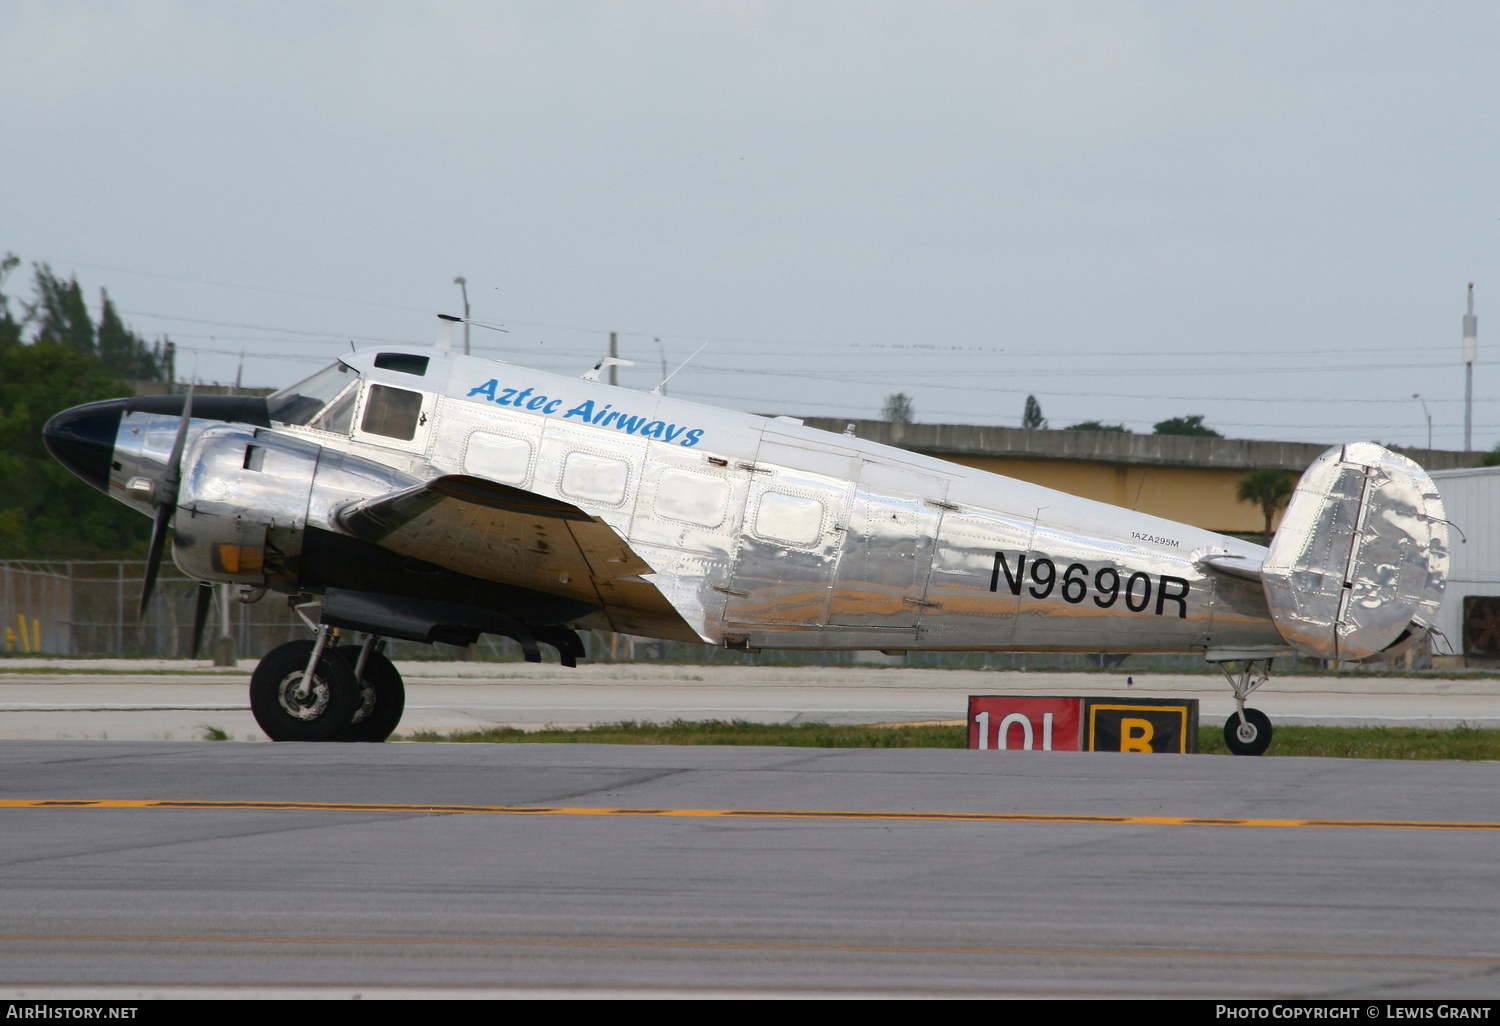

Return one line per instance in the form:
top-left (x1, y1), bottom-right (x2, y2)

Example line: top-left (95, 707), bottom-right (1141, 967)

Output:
top-left (0, 931), bottom-right (1497, 967)
top-left (2, 798), bottom-right (1499, 832)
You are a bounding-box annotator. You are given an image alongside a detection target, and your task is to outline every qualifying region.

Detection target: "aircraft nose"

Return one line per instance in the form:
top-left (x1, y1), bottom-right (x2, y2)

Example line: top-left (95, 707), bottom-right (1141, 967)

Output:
top-left (42, 400), bottom-right (125, 494)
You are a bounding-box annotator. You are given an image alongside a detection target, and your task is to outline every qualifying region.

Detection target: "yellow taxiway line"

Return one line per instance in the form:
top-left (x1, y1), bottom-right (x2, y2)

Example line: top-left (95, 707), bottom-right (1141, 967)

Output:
top-left (2, 798), bottom-right (1498, 832)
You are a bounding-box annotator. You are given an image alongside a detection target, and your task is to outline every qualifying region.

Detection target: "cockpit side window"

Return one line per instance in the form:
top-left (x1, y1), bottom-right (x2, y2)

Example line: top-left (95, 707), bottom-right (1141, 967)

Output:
top-left (361, 384), bottom-right (423, 441)
top-left (310, 387), bottom-right (357, 434)
top-left (267, 363), bottom-right (357, 426)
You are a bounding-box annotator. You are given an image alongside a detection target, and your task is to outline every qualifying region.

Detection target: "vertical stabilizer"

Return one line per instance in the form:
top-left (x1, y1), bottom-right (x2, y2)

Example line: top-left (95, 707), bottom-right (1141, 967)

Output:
top-left (1260, 443), bottom-right (1448, 661)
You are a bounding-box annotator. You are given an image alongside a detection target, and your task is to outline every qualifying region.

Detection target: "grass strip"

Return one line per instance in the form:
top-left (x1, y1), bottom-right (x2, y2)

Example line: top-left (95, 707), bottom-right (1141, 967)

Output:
top-left (410, 719), bottom-right (1500, 760)
top-left (1198, 723), bottom-right (1500, 759)
top-left (409, 720), bottom-right (967, 749)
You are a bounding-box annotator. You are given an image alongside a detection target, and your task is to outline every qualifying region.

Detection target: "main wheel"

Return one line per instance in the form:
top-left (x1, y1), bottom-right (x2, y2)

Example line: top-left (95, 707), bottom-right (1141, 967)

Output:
top-left (331, 644), bottom-right (405, 743)
top-left (250, 640), bottom-right (361, 742)
top-left (1223, 708), bottom-right (1273, 756)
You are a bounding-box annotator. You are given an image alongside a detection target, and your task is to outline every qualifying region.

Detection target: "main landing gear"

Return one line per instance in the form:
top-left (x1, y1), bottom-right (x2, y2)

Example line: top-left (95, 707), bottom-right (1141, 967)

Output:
top-left (249, 627), bottom-right (405, 742)
top-left (1214, 659), bottom-right (1275, 756)
top-left (246, 610), bottom-right (586, 741)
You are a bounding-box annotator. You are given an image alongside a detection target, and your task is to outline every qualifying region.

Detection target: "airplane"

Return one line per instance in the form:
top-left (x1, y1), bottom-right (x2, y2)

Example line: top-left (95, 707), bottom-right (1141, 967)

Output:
top-left (41, 322), bottom-right (1448, 754)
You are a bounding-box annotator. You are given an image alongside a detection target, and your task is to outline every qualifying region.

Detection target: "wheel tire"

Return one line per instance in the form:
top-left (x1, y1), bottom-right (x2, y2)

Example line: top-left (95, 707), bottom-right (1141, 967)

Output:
top-left (250, 640), bottom-right (361, 742)
top-left (1223, 708), bottom-right (1273, 756)
top-left (330, 644), bottom-right (405, 743)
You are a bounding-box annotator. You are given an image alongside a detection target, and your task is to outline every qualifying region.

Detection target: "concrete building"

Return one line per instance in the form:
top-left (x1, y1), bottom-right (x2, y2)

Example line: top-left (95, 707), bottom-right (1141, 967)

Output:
top-left (807, 418), bottom-right (1482, 539)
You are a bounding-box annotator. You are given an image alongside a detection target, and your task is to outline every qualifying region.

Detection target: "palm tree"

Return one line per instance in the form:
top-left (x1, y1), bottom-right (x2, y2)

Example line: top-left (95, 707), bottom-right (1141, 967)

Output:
top-left (1236, 468), bottom-right (1295, 544)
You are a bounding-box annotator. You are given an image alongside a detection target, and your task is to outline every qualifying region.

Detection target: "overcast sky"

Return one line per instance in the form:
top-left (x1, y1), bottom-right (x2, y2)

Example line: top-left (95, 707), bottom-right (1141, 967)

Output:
top-left (3, 2), bottom-right (1497, 449)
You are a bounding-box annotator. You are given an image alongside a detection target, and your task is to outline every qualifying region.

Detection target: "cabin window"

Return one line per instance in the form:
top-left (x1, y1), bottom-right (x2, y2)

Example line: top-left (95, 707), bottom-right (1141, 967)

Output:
top-left (465, 433), bottom-right (531, 484)
top-left (655, 469), bottom-right (729, 527)
top-left (561, 452), bottom-right (629, 505)
top-left (374, 353), bottom-right (429, 376)
top-left (754, 491), bottom-right (824, 546)
top-left (361, 384), bottom-right (423, 441)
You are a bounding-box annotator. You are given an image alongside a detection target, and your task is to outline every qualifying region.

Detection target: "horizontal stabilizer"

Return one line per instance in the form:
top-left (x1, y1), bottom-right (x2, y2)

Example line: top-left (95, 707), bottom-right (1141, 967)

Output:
top-left (1195, 551), bottom-right (1264, 583)
top-left (1261, 443), bottom-right (1448, 661)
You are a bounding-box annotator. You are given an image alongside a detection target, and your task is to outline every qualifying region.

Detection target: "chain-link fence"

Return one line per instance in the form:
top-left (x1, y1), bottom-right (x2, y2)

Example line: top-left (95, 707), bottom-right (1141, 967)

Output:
top-left (0, 559), bottom-right (1224, 670)
top-left (0, 561), bottom-right (307, 658)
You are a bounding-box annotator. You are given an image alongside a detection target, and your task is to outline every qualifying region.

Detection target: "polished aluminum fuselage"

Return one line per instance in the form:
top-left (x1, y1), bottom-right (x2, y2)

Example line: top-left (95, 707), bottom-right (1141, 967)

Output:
top-left (105, 349), bottom-right (1286, 655)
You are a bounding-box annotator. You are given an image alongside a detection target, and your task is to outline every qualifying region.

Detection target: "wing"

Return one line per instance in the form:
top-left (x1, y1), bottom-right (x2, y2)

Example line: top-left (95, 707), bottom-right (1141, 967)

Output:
top-left (335, 475), bottom-right (699, 640)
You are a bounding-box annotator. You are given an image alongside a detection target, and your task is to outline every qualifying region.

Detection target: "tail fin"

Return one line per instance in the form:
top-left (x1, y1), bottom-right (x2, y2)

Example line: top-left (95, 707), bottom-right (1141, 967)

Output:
top-left (1261, 443), bottom-right (1448, 661)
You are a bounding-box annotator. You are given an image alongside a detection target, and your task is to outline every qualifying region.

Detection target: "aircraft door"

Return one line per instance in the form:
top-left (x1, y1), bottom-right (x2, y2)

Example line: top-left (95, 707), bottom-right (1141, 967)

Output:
top-left (350, 381), bottom-right (434, 455)
top-left (830, 462), bottom-right (946, 629)
top-left (723, 464), bottom-right (852, 628)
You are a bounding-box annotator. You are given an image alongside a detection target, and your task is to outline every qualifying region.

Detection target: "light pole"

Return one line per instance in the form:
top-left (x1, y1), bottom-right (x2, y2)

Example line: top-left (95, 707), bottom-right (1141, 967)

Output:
top-left (1412, 393), bottom-right (1432, 450)
top-left (453, 276), bottom-right (471, 356)
top-left (1463, 283), bottom-right (1477, 451)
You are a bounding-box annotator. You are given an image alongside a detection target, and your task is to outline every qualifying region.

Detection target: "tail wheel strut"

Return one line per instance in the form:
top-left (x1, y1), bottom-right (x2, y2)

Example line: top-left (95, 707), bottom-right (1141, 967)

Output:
top-left (1214, 658), bottom-right (1275, 757)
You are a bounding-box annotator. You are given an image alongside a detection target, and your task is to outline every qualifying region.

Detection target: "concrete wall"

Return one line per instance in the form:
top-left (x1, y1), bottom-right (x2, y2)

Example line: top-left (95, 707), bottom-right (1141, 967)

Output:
top-left (804, 418), bottom-right (1483, 537)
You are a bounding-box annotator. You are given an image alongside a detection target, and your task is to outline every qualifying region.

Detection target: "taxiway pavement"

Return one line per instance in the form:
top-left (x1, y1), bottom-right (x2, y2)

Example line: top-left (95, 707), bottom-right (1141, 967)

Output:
top-left (0, 659), bottom-right (1497, 741)
top-left (1, 740), bottom-right (1499, 998)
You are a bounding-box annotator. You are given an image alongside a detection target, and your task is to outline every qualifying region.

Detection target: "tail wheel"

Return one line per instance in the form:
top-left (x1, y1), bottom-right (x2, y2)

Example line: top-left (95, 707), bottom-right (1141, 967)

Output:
top-left (1223, 708), bottom-right (1273, 756)
top-left (331, 644), bottom-right (405, 743)
top-left (250, 640), bottom-right (360, 742)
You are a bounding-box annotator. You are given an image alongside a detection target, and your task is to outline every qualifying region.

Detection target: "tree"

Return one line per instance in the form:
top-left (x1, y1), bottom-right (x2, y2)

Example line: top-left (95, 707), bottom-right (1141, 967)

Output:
top-left (1021, 395), bottom-right (1047, 429)
top-left (1153, 414), bottom-right (1222, 438)
top-left (881, 392), bottom-right (914, 424)
top-left (1481, 444), bottom-right (1500, 468)
top-left (0, 335), bottom-right (147, 558)
top-left (17, 264), bottom-right (164, 382)
top-left (96, 289), bottom-right (164, 381)
top-left (1236, 467), bottom-right (1295, 543)
top-left (0, 255), bottom-right (21, 348)
top-left (26, 263), bottom-right (95, 355)
top-left (0, 256), bottom-right (158, 558)
top-left (1065, 420), bottom-right (1128, 432)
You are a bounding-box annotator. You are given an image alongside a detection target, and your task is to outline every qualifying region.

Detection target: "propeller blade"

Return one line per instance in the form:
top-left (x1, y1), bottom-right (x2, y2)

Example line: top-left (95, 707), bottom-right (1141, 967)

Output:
top-left (158, 386), bottom-right (195, 504)
top-left (139, 502), bottom-right (172, 617)
top-left (189, 582), bottom-right (214, 659)
top-left (138, 386), bottom-right (196, 618)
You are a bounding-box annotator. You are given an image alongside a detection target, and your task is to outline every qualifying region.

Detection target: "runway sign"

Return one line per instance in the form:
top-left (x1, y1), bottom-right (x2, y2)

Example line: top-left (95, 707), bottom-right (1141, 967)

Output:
top-left (967, 696), bottom-right (1082, 751)
top-left (1083, 697), bottom-right (1198, 753)
top-left (968, 696), bottom-right (1198, 753)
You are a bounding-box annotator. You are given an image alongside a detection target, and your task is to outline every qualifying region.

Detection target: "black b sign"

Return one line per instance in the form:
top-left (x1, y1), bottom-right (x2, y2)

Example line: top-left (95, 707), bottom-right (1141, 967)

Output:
top-left (1084, 698), bottom-right (1198, 754)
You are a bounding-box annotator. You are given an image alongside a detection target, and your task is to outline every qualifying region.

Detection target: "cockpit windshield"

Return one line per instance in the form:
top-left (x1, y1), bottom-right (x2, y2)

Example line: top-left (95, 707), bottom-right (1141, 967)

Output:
top-left (266, 362), bottom-right (358, 426)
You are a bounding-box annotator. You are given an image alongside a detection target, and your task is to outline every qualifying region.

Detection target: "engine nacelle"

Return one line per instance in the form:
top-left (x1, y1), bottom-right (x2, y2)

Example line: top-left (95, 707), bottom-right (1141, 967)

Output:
top-left (171, 425), bottom-right (322, 588)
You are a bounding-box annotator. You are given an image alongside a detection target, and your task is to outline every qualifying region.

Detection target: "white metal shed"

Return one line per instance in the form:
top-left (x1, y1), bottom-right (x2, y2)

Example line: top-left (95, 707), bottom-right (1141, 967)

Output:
top-left (1428, 465), bottom-right (1500, 664)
